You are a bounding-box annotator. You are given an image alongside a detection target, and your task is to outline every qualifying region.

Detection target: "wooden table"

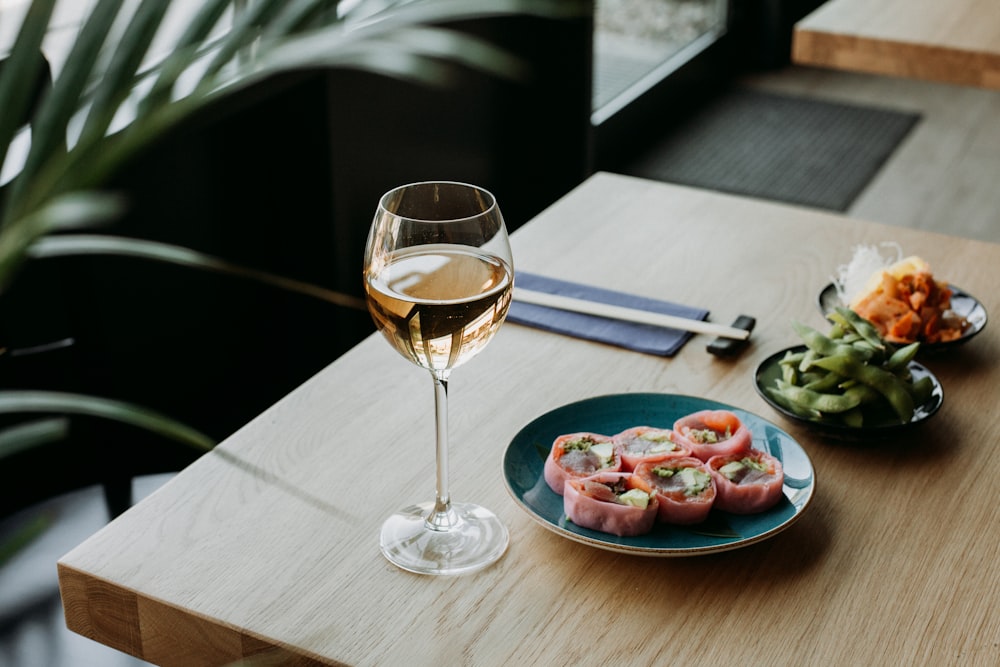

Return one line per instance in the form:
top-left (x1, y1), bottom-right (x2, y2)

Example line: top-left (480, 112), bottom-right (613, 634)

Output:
top-left (58, 173), bottom-right (1000, 666)
top-left (792, 0), bottom-right (1000, 90)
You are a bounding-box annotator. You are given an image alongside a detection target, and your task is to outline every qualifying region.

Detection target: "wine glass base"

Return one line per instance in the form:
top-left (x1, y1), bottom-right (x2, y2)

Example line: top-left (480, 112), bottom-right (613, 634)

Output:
top-left (380, 501), bottom-right (509, 575)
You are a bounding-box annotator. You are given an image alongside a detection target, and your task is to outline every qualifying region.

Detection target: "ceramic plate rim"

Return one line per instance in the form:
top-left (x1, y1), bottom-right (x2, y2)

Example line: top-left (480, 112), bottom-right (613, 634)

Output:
top-left (501, 393), bottom-right (815, 557)
top-left (816, 283), bottom-right (987, 351)
top-left (753, 344), bottom-right (944, 439)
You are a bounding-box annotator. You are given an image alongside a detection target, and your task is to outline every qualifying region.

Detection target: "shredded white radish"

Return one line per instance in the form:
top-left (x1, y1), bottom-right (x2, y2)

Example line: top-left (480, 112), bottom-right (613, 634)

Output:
top-left (833, 242), bottom-right (903, 305)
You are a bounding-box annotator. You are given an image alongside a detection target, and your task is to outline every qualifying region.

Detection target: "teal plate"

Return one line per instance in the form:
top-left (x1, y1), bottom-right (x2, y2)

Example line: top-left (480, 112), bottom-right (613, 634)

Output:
top-left (502, 393), bottom-right (815, 556)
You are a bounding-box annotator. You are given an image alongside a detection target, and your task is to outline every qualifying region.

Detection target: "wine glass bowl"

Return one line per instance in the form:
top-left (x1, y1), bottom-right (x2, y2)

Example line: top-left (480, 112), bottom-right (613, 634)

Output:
top-left (364, 181), bottom-right (513, 575)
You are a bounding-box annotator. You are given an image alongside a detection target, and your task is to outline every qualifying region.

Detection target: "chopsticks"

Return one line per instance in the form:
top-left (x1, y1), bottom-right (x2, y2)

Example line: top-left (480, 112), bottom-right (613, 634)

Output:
top-left (512, 287), bottom-right (752, 341)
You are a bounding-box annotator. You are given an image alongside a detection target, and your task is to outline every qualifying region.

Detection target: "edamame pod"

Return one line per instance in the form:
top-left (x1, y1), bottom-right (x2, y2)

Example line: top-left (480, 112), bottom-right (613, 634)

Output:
top-left (811, 354), bottom-right (914, 423)
top-left (887, 342), bottom-right (920, 371)
top-left (802, 371), bottom-right (848, 393)
top-left (772, 309), bottom-right (926, 429)
top-left (834, 306), bottom-right (886, 352)
top-left (774, 380), bottom-right (863, 413)
top-left (765, 386), bottom-right (821, 419)
top-left (793, 321), bottom-right (873, 364)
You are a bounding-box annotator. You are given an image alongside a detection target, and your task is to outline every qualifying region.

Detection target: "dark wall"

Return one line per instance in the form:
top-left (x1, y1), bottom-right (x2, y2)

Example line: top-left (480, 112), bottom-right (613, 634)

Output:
top-left (322, 11), bottom-right (594, 294)
top-left (736, 0), bottom-right (828, 68)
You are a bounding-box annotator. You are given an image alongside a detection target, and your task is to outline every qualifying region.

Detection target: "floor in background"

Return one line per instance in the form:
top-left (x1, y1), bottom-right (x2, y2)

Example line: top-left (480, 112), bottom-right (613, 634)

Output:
top-left (618, 86), bottom-right (920, 211)
top-left (592, 1), bottom-right (1000, 245)
top-left (739, 66), bottom-right (1000, 244)
top-left (0, 478), bottom-right (171, 667)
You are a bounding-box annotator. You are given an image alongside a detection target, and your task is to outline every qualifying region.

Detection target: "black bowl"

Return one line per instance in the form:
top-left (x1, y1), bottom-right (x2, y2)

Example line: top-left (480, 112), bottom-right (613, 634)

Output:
top-left (754, 345), bottom-right (943, 441)
top-left (817, 283), bottom-right (987, 352)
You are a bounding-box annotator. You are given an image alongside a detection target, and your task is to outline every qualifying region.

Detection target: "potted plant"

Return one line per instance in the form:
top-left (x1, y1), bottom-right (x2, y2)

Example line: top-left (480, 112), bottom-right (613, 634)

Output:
top-left (0, 0), bottom-right (590, 529)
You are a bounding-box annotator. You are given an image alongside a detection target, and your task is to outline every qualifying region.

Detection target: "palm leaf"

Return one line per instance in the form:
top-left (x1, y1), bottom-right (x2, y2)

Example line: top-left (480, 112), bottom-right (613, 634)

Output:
top-left (0, 192), bottom-right (123, 292)
top-left (1, 0), bottom-right (126, 219)
top-left (262, 0), bottom-right (340, 37)
top-left (76, 1), bottom-right (171, 147)
top-left (198, 0), bottom-right (288, 82)
top-left (0, 416), bottom-right (70, 459)
top-left (0, 0), bottom-right (587, 468)
top-left (138, 0), bottom-right (234, 115)
top-left (28, 234), bottom-right (368, 310)
top-left (2, 0), bottom-right (577, 233)
top-left (0, 390), bottom-right (216, 452)
top-left (0, 0), bottom-right (56, 173)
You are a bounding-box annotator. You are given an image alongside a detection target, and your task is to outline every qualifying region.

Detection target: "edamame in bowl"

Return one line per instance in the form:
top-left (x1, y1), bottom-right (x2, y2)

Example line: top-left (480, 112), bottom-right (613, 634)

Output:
top-left (754, 345), bottom-right (943, 440)
top-left (753, 307), bottom-right (943, 440)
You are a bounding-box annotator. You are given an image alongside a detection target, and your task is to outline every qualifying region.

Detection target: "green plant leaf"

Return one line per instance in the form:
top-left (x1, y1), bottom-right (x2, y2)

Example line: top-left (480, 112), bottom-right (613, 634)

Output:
top-left (0, 417), bottom-right (70, 459)
top-left (138, 0), bottom-right (233, 115)
top-left (0, 0), bottom-right (57, 177)
top-left (0, 390), bottom-right (216, 452)
top-left (199, 0), bottom-right (287, 83)
top-left (0, 0), bottom-right (587, 474)
top-left (251, 23), bottom-right (526, 87)
top-left (27, 233), bottom-right (368, 310)
top-left (262, 0), bottom-right (340, 38)
top-left (0, 192), bottom-right (123, 292)
top-left (3, 0), bottom-right (128, 218)
top-left (76, 0), bottom-right (171, 147)
top-left (5, 0), bottom-right (585, 233)
top-left (345, 0), bottom-right (589, 29)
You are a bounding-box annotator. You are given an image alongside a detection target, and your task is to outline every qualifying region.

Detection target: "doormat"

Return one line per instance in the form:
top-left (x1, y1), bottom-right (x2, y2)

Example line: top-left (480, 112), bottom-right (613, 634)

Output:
top-left (620, 87), bottom-right (921, 211)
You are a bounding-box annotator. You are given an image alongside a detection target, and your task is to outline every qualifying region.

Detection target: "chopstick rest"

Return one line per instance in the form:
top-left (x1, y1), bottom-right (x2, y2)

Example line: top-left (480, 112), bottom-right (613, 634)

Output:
top-left (706, 315), bottom-right (757, 357)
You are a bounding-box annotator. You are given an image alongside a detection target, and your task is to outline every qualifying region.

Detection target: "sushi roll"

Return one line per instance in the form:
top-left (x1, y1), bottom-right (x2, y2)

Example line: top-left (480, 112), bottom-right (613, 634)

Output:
top-left (613, 426), bottom-right (690, 471)
top-left (672, 409), bottom-right (752, 462)
top-left (633, 457), bottom-right (716, 525)
top-left (563, 472), bottom-right (659, 537)
top-left (707, 449), bottom-right (784, 514)
top-left (543, 432), bottom-right (620, 495)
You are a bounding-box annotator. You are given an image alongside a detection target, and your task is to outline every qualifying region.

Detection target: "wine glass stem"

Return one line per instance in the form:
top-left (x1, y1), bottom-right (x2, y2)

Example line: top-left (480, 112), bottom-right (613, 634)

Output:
top-left (427, 370), bottom-right (457, 531)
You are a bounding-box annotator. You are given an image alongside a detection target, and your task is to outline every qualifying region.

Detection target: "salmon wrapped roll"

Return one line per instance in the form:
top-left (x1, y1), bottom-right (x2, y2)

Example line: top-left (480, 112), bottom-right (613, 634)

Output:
top-left (543, 433), bottom-right (620, 495)
top-left (613, 426), bottom-right (690, 471)
top-left (672, 409), bottom-right (752, 462)
top-left (563, 472), bottom-right (659, 536)
top-left (707, 449), bottom-right (784, 514)
top-left (633, 457), bottom-right (716, 525)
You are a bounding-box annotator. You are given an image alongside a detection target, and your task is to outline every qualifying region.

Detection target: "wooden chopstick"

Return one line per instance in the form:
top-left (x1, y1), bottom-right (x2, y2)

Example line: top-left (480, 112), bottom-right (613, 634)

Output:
top-left (512, 287), bottom-right (751, 341)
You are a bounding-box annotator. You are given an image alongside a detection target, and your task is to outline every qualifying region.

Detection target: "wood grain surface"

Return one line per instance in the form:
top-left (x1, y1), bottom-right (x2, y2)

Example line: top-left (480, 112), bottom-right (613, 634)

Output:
top-left (59, 173), bottom-right (1000, 666)
top-left (792, 0), bottom-right (1000, 90)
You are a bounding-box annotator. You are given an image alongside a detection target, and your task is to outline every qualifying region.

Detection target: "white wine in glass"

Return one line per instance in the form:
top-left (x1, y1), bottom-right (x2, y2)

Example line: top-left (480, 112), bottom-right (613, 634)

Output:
top-left (364, 181), bottom-right (513, 575)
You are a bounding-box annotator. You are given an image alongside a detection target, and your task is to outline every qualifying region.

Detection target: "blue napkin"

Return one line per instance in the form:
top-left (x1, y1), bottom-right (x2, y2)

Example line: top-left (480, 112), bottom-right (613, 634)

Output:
top-left (506, 272), bottom-right (710, 356)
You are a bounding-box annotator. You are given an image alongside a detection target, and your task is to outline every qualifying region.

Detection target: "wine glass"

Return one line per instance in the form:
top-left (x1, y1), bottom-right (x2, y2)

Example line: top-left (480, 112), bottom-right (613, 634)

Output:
top-left (363, 181), bottom-right (513, 575)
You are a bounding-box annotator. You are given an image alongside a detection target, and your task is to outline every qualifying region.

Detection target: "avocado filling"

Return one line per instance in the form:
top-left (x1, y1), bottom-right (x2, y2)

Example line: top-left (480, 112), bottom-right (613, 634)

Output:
top-left (637, 430), bottom-right (678, 454)
top-left (562, 437), bottom-right (615, 470)
top-left (598, 477), bottom-right (651, 508)
top-left (685, 425), bottom-right (733, 444)
top-left (652, 465), bottom-right (712, 496)
top-left (719, 457), bottom-right (770, 482)
top-left (618, 488), bottom-right (651, 509)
